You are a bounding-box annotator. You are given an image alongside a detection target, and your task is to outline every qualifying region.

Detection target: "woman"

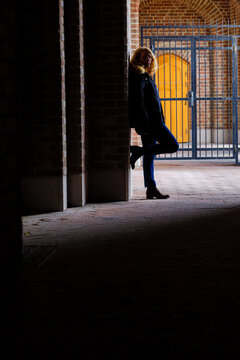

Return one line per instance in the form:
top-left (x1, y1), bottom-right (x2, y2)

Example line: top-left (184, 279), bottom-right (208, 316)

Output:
top-left (129, 47), bottom-right (179, 199)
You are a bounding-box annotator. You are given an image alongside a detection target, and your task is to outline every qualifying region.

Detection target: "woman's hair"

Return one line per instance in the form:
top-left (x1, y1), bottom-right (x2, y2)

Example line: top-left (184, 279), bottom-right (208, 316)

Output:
top-left (130, 47), bottom-right (158, 76)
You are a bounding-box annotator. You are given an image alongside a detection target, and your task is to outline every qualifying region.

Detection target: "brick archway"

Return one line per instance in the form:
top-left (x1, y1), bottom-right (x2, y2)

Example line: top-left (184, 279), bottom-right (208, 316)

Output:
top-left (139, 0), bottom-right (227, 23)
top-left (130, 0), bottom-right (232, 52)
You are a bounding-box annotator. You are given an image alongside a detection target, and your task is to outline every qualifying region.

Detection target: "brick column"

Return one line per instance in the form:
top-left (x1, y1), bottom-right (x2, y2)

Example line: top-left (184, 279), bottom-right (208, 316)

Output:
top-left (65, 0), bottom-right (86, 206)
top-left (130, 0), bottom-right (142, 148)
top-left (20, 0), bottom-right (67, 213)
top-left (84, 0), bottom-right (130, 202)
top-left (131, 0), bottom-right (140, 52)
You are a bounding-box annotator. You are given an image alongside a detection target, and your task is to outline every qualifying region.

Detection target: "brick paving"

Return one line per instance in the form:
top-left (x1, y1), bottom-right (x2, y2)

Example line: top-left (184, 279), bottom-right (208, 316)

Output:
top-left (22, 161), bottom-right (240, 359)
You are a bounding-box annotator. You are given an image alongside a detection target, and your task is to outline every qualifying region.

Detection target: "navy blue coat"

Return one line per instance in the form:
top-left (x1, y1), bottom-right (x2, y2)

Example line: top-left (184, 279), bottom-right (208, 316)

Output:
top-left (129, 65), bottom-right (165, 135)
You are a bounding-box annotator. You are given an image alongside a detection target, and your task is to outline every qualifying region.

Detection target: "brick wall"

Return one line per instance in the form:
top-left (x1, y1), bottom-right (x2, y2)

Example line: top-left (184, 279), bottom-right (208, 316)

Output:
top-left (131, 0), bottom-right (140, 51)
top-left (20, 1), bottom-right (64, 177)
top-left (230, 0), bottom-right (240, 27)
top-left (0, 1), bottom-right (21, 355)
top-left (140, 0), bottom-right (204, 25)
top-left (19, 0), bottom-right (67, 212)
top-left (84, 0), bottom-right (129, 202)
top-left (177, 0), bottom-right (229, 23)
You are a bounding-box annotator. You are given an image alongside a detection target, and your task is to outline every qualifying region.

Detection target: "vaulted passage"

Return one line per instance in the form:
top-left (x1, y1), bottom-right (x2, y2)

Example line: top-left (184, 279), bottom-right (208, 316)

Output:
top-left (1, 0), bottom-right (240, 358)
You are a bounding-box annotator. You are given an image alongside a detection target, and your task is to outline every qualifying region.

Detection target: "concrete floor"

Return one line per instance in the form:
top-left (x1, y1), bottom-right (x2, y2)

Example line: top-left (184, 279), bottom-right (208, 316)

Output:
top-left (22, 161), bottom-right (240, 359)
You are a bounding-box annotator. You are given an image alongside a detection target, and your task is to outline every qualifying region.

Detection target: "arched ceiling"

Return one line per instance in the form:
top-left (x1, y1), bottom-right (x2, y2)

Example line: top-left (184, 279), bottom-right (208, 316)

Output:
top-left (139, 0), bottom-right (228, 23)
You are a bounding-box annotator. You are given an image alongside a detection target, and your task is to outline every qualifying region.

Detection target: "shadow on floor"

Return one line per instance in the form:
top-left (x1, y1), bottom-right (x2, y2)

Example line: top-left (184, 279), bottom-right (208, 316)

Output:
top-left (22, 204), bottom-right (240, 359)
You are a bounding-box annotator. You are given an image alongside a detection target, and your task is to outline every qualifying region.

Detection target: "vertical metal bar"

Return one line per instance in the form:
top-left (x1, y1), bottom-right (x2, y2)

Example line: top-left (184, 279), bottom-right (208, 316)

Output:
top-left (216, 20), bottom-right (219, 158)
top-left (233, 37), bottom-right (238, 164)
top-left (187, 20), bottom-right (190, 158)
top-left (198, 20), bottom-right (201, 158)
top-left (144, 23), bottom-right (146, 48)
top-left (175, 20), bottom-right (178, 157)
top-left (150, 20), bottom-right (153, 50)
top-left (181, 21), bottom-right (183, 157)
top-left (157, 20), bottom-right (159, 90)
top-left (169, 21), bottom-right (172, 138)
top-left (232, 36), bottom-right (236, 161)
top-left (222, 19), bottom-right (225, 157)
top-left (192, 38), bottom-right (197, 159)
top-left (163, 26), bottom-right (166, 127)
top-left (204, 20), bottom-right (207, 157)
top-left (145, 23), bottom-right (146, 47)
top-left (210, 20), bottom-right (213, 158)
top-left (237, 37), bottom-right (239, 164)
top-left (156, 22), bottom-right (160, 159)
top-left (228, 19), bottom-right (231, 157)
top-left (192, 19), bottom-right (196, 158)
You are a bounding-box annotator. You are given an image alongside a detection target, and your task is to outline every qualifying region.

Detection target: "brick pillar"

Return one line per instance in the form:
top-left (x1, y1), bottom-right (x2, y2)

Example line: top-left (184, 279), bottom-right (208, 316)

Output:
top-left (84, 0), bottom-right (130, 202)
top-left (131, 0), bottom-right (140, 52)
top-left (130, 0), bottom-right (142, 148)
top-left (0, 0), bottom-right (22, 356)
top-left (20, 0), bottom-right (67, 213)
top-left (65, 0), bottom-right (86, 207)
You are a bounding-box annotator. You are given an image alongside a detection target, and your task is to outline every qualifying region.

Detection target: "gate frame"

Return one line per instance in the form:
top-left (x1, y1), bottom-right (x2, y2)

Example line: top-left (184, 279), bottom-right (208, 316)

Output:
top-left (141, 23), bottom-right (240, 165)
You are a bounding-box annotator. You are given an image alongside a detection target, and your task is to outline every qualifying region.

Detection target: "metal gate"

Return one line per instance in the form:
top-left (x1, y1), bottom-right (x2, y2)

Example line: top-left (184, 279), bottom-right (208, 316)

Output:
top-left (141, 22), bottom-right (240, 164)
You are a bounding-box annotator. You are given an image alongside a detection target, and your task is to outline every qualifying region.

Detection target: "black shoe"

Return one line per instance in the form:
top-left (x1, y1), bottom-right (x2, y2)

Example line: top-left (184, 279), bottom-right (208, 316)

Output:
top-left (130, 146), bottom-right (143, 170)
top-left (130, 145), bottom-right (139, 153)
top-left (146, 187), bottom-right (169, 199)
